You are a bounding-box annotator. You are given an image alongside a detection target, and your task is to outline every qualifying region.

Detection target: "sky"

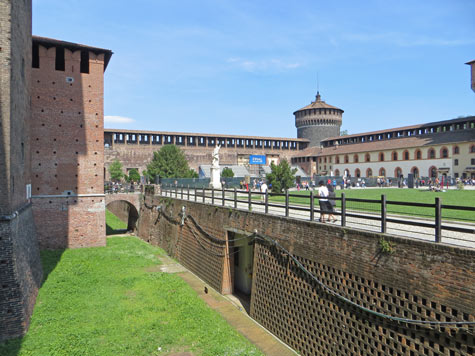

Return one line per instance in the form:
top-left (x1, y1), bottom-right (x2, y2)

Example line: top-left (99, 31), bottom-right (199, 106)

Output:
top-left (32, 0), bottom-right (475, 138)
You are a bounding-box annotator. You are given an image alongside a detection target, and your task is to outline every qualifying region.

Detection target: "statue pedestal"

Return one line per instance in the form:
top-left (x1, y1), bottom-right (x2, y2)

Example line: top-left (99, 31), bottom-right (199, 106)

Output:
top-left (210, 166), bottom-right (222, 189)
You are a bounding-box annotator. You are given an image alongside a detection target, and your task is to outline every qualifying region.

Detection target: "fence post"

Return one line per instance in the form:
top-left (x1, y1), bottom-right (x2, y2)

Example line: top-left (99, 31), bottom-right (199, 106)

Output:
top-left (381, 194), bottom-right (387, 234)
top-left (194, 186), bottom-right (197, 202)
top-left (234, 188), bottom-right (237, 209)
top-left (341, 193), bottom-right (346, 227)
top-left (265, 190), bottom-right (269, 214)
top-left (435, 197), bottom-right (442, 243)
top-left (248, 188), bottom-right (252, 211)
top-left (310, 191), bottom-right (314, 221)
top-left (222, 187), bottom-right (225, 206)
top-left (181, 185), bottom-right (183, 200)
top-left (212, 188), bottom-right (215, 205)
top-left (202, 187), bottom-right (205, 203)
top-left (285, 190), bottom-right (289, 217)
top-left (187, 185), bottom-right (190, 201)
top-left (175, 185), bottom-right (178, 198)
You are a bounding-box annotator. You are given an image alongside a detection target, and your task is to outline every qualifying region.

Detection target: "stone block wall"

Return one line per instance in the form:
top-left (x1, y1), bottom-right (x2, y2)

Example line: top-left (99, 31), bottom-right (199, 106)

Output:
top-left (137, 195), bottom-right (475, 356)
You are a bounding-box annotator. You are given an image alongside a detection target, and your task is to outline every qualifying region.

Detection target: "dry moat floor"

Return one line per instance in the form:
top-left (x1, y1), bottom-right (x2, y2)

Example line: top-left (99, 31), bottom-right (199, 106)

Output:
top-left (0, 236), bottom-right (263, 356)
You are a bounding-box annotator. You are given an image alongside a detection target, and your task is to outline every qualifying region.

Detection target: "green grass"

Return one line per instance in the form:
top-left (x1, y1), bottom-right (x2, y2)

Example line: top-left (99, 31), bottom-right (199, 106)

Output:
top-left (106, 209), bottom-right (128, 235)
top-left (0, 237), bottom-right (262, 356)
top-left (266, 188), bottom-right (475, 222)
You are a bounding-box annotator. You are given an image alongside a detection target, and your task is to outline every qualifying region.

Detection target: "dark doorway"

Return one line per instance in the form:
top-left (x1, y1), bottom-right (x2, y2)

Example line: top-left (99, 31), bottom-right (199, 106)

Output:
top-left (229, 232), bottom-right (255, 313)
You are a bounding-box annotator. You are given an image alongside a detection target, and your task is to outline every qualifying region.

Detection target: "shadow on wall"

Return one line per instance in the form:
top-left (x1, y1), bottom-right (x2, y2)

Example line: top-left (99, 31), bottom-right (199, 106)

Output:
top-left (106, 201), bottom-right (139, 234)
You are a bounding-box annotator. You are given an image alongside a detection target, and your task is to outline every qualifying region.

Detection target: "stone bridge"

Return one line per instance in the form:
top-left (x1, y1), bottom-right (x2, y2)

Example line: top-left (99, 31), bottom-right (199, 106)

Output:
top-left (105, 193), bottom-right (141, 230)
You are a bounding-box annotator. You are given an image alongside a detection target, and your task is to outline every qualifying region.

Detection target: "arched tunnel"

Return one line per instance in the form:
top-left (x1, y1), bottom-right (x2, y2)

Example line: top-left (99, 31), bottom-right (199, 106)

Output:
top-left (105, 200), bottom-right (139, 234)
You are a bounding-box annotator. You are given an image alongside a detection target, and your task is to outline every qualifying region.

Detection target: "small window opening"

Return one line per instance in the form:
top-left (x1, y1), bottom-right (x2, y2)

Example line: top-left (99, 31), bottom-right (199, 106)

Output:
top-left (55, 46), bottom-right (65, 71)
top-left (32, 43), bottom-right (39, 68)
top-left (80, 50), bottom-right (89, 73)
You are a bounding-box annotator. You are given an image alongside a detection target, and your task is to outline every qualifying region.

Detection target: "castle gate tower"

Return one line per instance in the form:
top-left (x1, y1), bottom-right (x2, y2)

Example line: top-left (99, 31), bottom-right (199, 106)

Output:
top-left (294, 92), bottom-right (343, 147)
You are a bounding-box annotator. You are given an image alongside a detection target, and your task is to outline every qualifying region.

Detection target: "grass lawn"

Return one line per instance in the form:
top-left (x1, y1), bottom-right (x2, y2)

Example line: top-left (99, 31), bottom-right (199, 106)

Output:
top-left (106, 209), bottom-right (128, 235)
top-left (266, 188), bottom-right (475, 222)
top-left (0, 237), bottom-right (262, 356)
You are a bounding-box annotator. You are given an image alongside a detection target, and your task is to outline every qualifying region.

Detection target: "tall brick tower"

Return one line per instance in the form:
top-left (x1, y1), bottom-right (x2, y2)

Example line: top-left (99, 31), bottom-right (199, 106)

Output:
top-left (0, 0), bottom-right (43, 341)
top-left (294, 92), bottom-right (343, 147)
top-left (30, 37), bottom-right (112, 249)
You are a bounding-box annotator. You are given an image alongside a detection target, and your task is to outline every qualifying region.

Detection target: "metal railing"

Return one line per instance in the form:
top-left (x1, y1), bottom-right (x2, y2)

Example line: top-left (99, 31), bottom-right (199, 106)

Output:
top-left (155, 184), bottom-right (475, 246)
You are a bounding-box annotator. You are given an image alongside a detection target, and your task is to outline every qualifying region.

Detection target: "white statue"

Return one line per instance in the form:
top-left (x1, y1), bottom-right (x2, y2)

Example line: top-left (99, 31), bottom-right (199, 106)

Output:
top-left (212, 144), bottom-right (221, 168)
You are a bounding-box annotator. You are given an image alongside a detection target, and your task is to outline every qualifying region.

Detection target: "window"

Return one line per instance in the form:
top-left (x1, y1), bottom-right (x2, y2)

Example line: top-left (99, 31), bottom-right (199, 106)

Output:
top-left (32, 42), bottom-right (40, 68)
top-left (80, 50), bottom-right (89, 73)
top-left (471, 145), bottom-right (475, 153)
top-left (428, 149), bottom-right (435, 159)
top-left (336, 156), bottom-right (340, 164)
top-left (415, 150), bottom-right (422, 160)
top-left (403, 150), bottom-right (409, 160)
top-left (471, 158), bottom-right (475, 165)
top-left (365, 153), bottom-right (370, 162)
top-left (394, 167), bottom-right (402, 178)
top-left (353, 154), bottom-right (359, 163)
top-left (441, 147), bottom-right (448, 158)
top-left (429, 166), bottom-right (437, 178)
top-left (366, 168), bottom-right (372, 177)
top-left (392, 151), bottom-right (398, 161)
top-left (344, 155), bottom-right (349, 163)
top-left (379, 168), bottom-right (386, 177)
top-left (453, 146), bottom-right (460, 154)
top-left (379, 152), bottom-right (384, 161)
top-left (55, 46), bottom-right (65, 71)
top-left (355, 168), bottom-right (361, 178)
top-left (335, 169), bottom-right (340, 176)
top-left (411, 167), bottom-right (419, 178)
top-left (454, 159), bottom-right (458, 166)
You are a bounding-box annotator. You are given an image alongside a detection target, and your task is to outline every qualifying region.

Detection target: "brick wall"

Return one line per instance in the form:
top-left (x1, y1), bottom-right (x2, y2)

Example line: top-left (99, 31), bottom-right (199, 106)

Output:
top-left (30, 40), bottom-right (107, 249)
top-left (0, 0), bottom-right (43, 342)
top-left (137, 196), bottom-right (475, 356)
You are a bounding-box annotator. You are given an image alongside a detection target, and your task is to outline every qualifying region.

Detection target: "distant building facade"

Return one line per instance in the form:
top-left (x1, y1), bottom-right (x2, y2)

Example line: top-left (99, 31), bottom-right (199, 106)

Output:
top-left (292, 117), bottom-right (475, 180)
top-left (104, 129), bottom-right (309, 180)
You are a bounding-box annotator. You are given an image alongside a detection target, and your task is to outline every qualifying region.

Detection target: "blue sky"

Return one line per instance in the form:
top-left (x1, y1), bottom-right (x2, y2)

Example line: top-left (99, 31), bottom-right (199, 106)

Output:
top-left (33, 0), bottom-right (475, 138)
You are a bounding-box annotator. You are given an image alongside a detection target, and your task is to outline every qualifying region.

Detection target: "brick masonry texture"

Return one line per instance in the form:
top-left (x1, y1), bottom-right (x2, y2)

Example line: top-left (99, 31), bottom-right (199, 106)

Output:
top-left (0, 206), bottom-right (43, 342)
top-left (30, 41), bottom-right (107, 249)
top-left (0, 0), bottom-right (43, 342)
top-left (137, 195), bottom-right (475, 356)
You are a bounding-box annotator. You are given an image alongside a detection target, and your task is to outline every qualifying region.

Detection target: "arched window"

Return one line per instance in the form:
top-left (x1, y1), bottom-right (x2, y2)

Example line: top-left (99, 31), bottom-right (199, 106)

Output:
top-left (366, 168), bottom-right (373, 177)
top-left (411, 167), bottom-right (419, 178)
top-left (415, 149), bottom-right (422, 160)
top-left (365, 153), bottom-right (371, 162)
top-left (428, 148), bottom-right (436, 159)
top-left (344, 155), bottom-right (349, 163)
top-left (429, 166), bottom-right (437, 178)
top-left (392, 151), bottom-right (398, 161)
top-left (355, 168), bottom-right (361, 178)
top-left (440, 147), bottom-right (448, 158)
top-left (334, 169), bottom-right (340, 176)
top-left (394, 167), bottom-right (402, 178)
top-left (379, 152), bottom-right (385, 161)
top-left (336, 156), bottom-right (340, 164)
top-left (379, 168), bottom-right (386, 177)
top-left (353, 154), bottom-right (359, 163)
top-left (344, 169), bottom-right (350, 177)
top-left (403, 150), bottom-right (409, 160)
top-left (453, 146), bottom-right (460, 155)
top-left (471, 145), bottom-right (475, 153)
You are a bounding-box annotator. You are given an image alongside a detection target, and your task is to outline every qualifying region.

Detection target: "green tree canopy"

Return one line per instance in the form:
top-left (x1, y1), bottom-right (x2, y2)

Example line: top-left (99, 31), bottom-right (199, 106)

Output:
top-left (266, 159), bottom-right (297, 193)
top-left (126, 168), bottom-right (140, 183)
top-left (108, 159), bottom-right (124, 182)
top-left (221, 167), bottom-right (234, 178)
top-left (146, 145), bottom-right (198, 180)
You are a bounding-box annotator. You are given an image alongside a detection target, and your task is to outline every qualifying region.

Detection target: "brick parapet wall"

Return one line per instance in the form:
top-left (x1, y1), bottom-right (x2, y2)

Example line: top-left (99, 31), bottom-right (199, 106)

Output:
top-left (137, 196), bottom-right (474, 356)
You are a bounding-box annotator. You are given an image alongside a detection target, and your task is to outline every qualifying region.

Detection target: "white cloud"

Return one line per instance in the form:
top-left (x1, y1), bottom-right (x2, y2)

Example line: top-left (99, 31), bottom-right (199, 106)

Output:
top-left (104, 116), bottom-right (135, 124)
top-left (227, 57), bottom-right (302, 72)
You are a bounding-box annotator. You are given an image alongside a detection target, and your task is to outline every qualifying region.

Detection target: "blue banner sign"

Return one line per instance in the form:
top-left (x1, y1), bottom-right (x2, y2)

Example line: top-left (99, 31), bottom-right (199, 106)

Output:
top-left (249, 155), bottom-right (266, 165)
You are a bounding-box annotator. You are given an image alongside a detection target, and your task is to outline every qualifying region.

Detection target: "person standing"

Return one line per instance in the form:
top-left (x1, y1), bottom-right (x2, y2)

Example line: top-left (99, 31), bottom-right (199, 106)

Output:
top-left (326, 182), bottom-right (337, 223)
top-left (317, 181), bottom-right (329, 222)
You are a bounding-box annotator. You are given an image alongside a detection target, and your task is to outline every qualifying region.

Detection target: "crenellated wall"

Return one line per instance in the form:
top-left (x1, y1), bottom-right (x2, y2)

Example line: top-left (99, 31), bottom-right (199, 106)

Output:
top-left (136, 195), bottom-right (475, 356)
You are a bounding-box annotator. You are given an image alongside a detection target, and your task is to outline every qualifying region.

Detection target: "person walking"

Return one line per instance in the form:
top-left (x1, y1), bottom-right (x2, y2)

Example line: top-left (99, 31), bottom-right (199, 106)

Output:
top-left (326, 183), bottom-right (337, 223)
top-left (317, 181), bottom-right (329, 222)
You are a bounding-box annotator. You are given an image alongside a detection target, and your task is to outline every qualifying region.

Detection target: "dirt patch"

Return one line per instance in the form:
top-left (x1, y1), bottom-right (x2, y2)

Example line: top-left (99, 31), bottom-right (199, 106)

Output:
top-left (145, 265), bottom-right (162, 273)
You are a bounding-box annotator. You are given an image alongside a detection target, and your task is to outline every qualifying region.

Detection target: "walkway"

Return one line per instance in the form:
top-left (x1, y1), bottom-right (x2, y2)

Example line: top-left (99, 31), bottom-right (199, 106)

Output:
top-left (156, 254), bottom-right (297, 356)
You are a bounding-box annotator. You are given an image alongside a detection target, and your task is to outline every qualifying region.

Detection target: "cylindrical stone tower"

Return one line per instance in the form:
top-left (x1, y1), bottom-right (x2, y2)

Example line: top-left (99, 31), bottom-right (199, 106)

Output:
top-left (294, 92), bottom-right (343, 147)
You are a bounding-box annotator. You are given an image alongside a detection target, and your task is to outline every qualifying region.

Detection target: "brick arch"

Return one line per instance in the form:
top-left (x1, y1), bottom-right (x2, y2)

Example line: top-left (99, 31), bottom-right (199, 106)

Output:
top-left (379, 167), bottom-right (386, 177)
top-left (411, 166), bottom-right (419, 178)
top-left (334, 169), bottom-right (340, 176)
top-left (403, 150), bottom-right (409, 160)
top-left (428, 166), bottom-right (437, 178)
top-left (366, 168), bottom-right (373, 177)
top-left (440, 146), bottom-right (449, 158)
top-left (105, 195), bottom-right (140, 232)
top-left (394, 167), bottom-right (402, 178)
top-left (428, 148), bottom-right (436, 159)
top-left (470, 144), bottom-right (475, 153)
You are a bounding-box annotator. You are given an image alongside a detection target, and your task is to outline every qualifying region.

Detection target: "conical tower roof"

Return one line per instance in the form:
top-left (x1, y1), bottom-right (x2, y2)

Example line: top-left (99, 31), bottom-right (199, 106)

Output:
top-left (293, 92), bottom-right (343, 114)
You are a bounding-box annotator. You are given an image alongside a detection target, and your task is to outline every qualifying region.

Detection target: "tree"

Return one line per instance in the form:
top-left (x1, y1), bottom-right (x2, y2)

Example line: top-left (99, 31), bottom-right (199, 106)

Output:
top-left (146, 145), bottom-right (198, 180)
top-left (266, 159), bottom-right (297, 193)
top-left (126, 168), bottom-right (140, 183)
top-left (108, 159), bottom-right (124, 182)
top-left (340, 129), bottom-right (349, 136)
top-left (221, 167), bottom-right (234, 178)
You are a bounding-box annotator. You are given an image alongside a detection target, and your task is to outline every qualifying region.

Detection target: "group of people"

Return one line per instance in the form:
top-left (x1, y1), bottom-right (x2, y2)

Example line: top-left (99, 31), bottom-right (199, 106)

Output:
top-left (317, 180), bottom-right (337, 223)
